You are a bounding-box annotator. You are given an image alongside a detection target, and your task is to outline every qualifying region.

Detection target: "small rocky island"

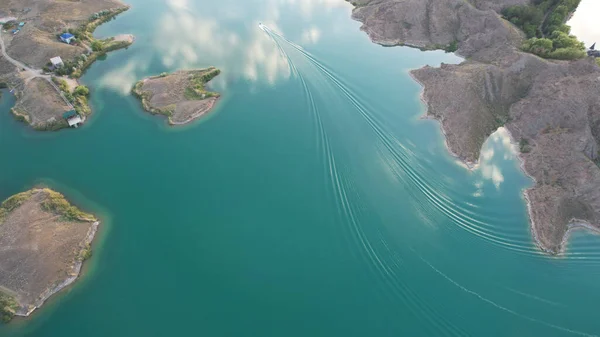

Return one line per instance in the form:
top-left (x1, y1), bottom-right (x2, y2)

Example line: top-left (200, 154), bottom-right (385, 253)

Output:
top-left (0, 189), bottom-right (98, 322)
top-left (132, 67), bottom-right (221, 125)
top-left (348, 0), bottom-right (600, 254)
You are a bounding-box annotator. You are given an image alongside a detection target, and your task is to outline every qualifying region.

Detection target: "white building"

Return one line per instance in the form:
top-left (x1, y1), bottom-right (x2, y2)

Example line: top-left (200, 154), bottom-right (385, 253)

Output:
top-left (67, 114), bottom-right (82, 127)
top-left (50, 56), bottom-right (64, 68)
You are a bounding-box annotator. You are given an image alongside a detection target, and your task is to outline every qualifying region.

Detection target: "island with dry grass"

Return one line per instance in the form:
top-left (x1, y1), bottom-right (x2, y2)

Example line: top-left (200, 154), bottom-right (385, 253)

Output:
top-left (132, 67), bottom-right (221, 125)
top-left (0, 188), bottom-right (98, 322)
top-left (0, 0), bottom-right (135, 131)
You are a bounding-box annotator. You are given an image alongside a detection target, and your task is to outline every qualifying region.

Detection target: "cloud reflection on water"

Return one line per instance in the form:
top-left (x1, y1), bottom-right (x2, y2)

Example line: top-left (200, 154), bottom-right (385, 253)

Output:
top-left (157, 0), bottom-right (291, 84)
top-left (474, 127), bottom-right (517, 194)
top-left (158, 9), bottom-right (238, 68)
top-left (301, 27), bottom-right (321, 44)
top-left (98, 0), bottom-right (354, 94)
top-left (99, 57), bottom-right (150, 95)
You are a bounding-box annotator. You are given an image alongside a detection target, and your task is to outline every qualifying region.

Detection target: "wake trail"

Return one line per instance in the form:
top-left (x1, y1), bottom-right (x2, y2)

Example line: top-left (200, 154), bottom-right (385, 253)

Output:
top-left (260, 25), bottom-right (551, 257)
top-left (416, 251), bottom-right (597, 337)
top-left (262, 25), bottom-right (393, 275)
top-left (261, 25), bottom-right (478, 337)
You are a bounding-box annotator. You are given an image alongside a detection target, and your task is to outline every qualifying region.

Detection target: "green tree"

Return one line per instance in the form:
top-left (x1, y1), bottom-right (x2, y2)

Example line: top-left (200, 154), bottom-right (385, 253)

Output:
top-left (522, 38), bottom-right (554, 57)
top-left (0, 292), bottom-right (18, 323)
top-left (548, 47), bottom-right (586, 60)
top-left (502, 5), bottom-right (544, 38)
top-left (74, 85), bottom-right (90, 97)
top-left (550, 31), bottom-right (585, 50)
top-left (91, 40), bottom-right (104, 52)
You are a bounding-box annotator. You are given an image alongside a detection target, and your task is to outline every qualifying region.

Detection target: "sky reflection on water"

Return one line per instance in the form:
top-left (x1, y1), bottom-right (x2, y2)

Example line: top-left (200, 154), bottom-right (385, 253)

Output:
top-left (97, 0), bottom-right (357, 94)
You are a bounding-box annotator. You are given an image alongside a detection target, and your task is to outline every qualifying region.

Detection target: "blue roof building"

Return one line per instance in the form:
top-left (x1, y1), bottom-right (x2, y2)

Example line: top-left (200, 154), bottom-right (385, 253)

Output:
top-left (59, 33), bottom-right (75, 44)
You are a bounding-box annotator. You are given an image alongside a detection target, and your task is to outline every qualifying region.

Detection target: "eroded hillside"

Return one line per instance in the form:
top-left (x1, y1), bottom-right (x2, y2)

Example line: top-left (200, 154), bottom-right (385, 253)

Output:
top-left (348, 0), bottom-right (600, 253)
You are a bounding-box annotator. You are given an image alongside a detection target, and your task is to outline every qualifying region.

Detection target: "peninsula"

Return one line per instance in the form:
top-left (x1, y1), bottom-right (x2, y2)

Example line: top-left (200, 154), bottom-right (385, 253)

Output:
top-left (132, 68), bottom-right (221, 125)
top-left (0, 188), bottom-right (98, 322)
top-left (0, 0), bottom-right (134, 130)
top-left (347, 0), bottom-right (600, 254)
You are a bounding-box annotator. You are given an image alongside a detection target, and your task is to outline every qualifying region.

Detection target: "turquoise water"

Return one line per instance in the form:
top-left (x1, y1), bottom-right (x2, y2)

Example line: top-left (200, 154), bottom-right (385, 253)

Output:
top-left (2, 0), bottom-right (600, 336)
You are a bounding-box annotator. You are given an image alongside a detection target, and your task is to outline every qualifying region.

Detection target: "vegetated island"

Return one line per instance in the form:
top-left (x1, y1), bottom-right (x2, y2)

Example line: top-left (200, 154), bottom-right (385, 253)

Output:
top-left (132, 67), bottom-right (221, 125)
top-left (347, 0), bottom-right (600, 254)
top-left (0, 188), bottom-right (98, 322)
top-left (0, 0), bottom-right (135, 131)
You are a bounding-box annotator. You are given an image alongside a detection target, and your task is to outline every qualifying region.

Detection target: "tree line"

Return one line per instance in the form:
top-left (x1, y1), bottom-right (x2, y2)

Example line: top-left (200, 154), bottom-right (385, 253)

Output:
top-left (502, 0), bottom-right (586, 60)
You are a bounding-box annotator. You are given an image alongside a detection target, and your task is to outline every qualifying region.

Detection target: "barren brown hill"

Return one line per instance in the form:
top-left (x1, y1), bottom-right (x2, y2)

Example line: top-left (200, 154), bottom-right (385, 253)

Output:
top-left (0, 188), bottom-right (98, 322)
top-left (348, 0), bottom-right (600, 254)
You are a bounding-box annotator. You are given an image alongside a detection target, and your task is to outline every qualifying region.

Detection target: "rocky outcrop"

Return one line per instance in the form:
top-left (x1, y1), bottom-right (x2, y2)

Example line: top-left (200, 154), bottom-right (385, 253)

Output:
top-left (507, 59), bottom-right (600, 252)
top-left (349, 0), bottom-right (524, 60)
top-left (348, 0), bottom-right (600, 254)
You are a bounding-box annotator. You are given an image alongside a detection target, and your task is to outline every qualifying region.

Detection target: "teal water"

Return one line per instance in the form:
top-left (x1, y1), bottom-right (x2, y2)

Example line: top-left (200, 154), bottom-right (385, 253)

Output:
top-left (2, 0), bottom-right (600, 336)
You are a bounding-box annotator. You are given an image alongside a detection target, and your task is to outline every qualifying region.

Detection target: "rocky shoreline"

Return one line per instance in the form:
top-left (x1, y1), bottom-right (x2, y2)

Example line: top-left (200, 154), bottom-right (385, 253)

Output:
top-left (348, 0), bottom-right (600, 254)
top-left (410, 71), bottom-right (478, 170)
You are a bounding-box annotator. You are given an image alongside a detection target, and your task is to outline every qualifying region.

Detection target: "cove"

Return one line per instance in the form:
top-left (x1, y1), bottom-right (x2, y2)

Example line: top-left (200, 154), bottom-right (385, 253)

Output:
top-left (1, 0), bottom-right (600, 336)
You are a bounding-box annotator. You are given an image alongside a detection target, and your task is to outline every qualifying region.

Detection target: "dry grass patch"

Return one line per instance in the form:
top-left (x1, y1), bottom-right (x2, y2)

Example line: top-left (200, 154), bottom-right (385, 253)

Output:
top-left (0, 188), bottom-right (98, 321)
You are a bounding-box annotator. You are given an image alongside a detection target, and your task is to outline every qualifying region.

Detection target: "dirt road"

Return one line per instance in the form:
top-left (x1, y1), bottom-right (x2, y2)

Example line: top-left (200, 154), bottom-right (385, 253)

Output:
top-left (0, 30), bottom-right (73, 108)
top-left (0, 30), bottom-right (42, 77)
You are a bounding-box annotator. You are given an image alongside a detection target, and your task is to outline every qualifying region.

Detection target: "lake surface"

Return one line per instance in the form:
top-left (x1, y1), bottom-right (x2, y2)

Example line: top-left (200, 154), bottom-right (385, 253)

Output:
top-left (2, 0), bottom-right (600, 336)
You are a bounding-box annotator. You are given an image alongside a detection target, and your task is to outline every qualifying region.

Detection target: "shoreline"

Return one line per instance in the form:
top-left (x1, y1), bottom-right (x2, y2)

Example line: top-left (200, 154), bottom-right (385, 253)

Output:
top-left (350, 0), bottom-right (600, 255)
top-left (560, 220), bottom-right (600, 254)
top-left (412, 63), bottom-right (592, 256)
top-left (14, 221), bottom-right (99, 317)
top-left (168, 96), bottom-right (220, 126)
top-left (500, 127), bottom-right (551, 254)
top-left (2, 2), bottom-right (134, 131)
top-left (412, 68), bottom-right (552, 253)
top-left (409, 71), bottom-right (479, 171)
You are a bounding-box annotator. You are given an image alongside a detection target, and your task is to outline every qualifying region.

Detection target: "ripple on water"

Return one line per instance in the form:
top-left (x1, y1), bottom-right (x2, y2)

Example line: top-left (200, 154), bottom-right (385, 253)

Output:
top-left (260, 25), bottom-right (600, 337)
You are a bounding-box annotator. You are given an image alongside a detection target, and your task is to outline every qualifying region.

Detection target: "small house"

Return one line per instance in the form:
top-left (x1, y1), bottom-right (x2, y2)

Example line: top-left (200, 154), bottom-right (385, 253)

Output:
top-left (63, 110), bottom-right (82, 128)
top-left (59, 33), bottom-right (75, 44)
top-left (50, 56), bottom-right (64, 69)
